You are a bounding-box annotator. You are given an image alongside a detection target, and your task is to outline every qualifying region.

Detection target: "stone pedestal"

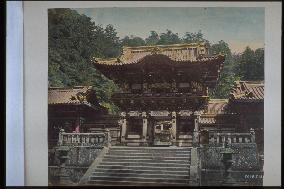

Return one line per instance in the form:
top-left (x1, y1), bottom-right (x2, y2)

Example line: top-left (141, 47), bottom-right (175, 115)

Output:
top-left (56, 146), bottom-right (72, 185)
top-left (190, 147), bottom-right (201, 186)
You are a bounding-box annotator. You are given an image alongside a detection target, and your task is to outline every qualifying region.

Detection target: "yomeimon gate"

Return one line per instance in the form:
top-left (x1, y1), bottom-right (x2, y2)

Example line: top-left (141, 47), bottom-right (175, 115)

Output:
top-left (94, 43), bottom-right (225, 147)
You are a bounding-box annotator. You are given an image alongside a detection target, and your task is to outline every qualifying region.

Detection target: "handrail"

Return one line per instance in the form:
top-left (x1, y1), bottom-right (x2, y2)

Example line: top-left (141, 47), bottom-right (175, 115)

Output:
top-left (112, 92), bottom-right (206, 98)
top-left (58, 129), bottom-right (111, 147)
top-left (208, 129), bottom-right (256, 144)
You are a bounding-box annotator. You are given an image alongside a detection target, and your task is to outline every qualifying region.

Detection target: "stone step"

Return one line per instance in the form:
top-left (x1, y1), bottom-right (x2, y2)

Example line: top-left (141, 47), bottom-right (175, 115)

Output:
top-left (108, 150), bottom-right (191, 154)
top-left (94, 168), bottom-right (189, 175)
top-left (92, 172), bottom-right (189, 179)
top-left (99, 161), bottom-right (190, 167)
top-left (97, 165), bottom-right (189, 171)
top-left (84, 146), bottom-right (192, 186)
top-left (102, 158), bottom-right (190, 163)
top-left (103, 155), bottom-right (190, 160)
top-left (89, 175), bottom-right (189, 184)
top-left (86, 180), bottom-right (189, 186)
top-left (110, 146), bottom-right (191, 149)
top-left (106, 152), bottom-right (191, 157)
top-left (109, 147), bottom-right (190, 150)
top-left (108, 149), bottom-right (191, 153)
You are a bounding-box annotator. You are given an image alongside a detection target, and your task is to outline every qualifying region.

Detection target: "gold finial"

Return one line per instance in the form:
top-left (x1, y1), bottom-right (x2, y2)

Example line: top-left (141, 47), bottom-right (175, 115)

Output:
top-left (151, 47), bottom-right (162, 55)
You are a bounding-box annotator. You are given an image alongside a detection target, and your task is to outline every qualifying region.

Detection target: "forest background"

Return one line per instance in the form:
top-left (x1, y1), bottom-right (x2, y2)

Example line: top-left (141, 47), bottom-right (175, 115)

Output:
top-left (48, 9), bottom-right (264, 114)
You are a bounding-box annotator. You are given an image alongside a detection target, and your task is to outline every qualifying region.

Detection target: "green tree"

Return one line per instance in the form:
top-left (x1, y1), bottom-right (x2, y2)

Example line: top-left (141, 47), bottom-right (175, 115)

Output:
top-left (254, 48), bottom-right (264, 80)
top-left (235, 47), bottom-right (264, 80)
top-left (145, 31), bottom-right (159, 45)
top-left (157, 30), bottom-right (181, 45)
top-left (48, 8), bottom-right (120, 114)
top-left (209, 40), bottom-right (239, 98)
top-left (183, 30), bottom-right (208, 43)
top-left (121, 36), bottom-right (146, 47)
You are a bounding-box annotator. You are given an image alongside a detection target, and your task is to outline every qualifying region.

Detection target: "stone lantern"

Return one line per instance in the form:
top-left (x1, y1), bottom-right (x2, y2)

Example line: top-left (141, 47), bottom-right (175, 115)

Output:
top-left (220, 141), bottom-right (238, 186)
top-left (56, 146), bottom-right (72, 185)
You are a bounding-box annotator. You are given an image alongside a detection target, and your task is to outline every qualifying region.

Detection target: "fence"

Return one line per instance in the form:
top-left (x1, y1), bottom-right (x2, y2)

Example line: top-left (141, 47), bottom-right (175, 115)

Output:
top-left (57, 129), bottom-right (111, 147)
top-left (208, 129), bottom-right (256, 145)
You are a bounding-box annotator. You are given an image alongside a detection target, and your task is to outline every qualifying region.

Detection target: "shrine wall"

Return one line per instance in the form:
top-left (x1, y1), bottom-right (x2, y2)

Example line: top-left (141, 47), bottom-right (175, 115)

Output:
top-left (199, 143), bottom-right (263, 186)
top-left (48, 146), bottom-right (103, 184)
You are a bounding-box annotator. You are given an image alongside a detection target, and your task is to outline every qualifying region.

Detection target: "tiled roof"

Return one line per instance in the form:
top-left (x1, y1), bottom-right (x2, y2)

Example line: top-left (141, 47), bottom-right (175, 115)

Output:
top-left (200, 99), bottom-right (229, 124)
top-left (93, 43), bottom-right (224, 66)
top-left (229, 81), bottom-right (264, 102)
top-left (48, 86), bottom-right (93, 106)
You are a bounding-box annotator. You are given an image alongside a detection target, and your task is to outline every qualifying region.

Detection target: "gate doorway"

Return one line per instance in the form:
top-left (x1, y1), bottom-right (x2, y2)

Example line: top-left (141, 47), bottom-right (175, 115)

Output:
top-left (153, 120), bottom-right (173, 146)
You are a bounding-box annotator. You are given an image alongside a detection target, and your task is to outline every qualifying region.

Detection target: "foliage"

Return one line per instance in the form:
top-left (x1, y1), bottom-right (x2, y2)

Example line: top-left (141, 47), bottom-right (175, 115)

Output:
top-left (234, 47), bottom-right (264, 80)
top-left (157, 30), bottom-right (181, 45)
top-left (183, 30), bottom-right (209, 43)
top-left (209, 40), bottom-right (239, 98)
top-left (121, 36), bottom-right (146, 47)
top-left (209, 42), bottom-right (264, 98)
top-left (48, 8), bottom-right (120, 114)
top-left (123, 30), bottom-right (209, 46)
top-left (145, 31), bottom-right (160, 45)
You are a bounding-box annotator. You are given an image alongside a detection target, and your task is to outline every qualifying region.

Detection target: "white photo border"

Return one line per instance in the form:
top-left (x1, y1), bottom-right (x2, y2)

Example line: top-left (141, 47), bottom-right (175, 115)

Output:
top-left (23, 1), bottom-right (281, 186)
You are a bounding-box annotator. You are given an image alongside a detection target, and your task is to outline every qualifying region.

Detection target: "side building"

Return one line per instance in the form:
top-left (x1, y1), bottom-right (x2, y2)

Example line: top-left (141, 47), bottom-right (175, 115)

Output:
top-left (48, 86), bottom-right (119, 149)
top-left (228, 81), bottom-right (264, 155)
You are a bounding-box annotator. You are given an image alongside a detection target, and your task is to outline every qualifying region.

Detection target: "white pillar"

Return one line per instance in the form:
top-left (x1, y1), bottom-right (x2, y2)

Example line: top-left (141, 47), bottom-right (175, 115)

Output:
top-left (58, 129), bottom-right (65, 146)
top-left (228, 136), bottom-right (232, 144)
top-left (216, 133), bottom-right (220, 144)
top-left (142, 112), bottom-right (148, 141)
top-left (171, 111), bottom-right (177, 143)
top-left (193, 112), bottom-right (200, 147)
top-left (250, 128), bottom-right (256, 143)
top-left (120, 112), bottom-right (127, 142)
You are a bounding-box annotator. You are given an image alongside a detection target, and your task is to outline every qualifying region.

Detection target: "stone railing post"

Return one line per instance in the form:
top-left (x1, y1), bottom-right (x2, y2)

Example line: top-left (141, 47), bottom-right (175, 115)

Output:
top-left (142, 112), bottom-right (148, 141)
top-left (120, 112), bottom-right (127, 143)
top-left (171, 111), bottom-right (177, 144)
top-left (190, 147), bottom-right (201, 186)
top-left (250, 128), bottom-right (256, 143)
top-left (58, 129), bottom-right (65, 146)
top-left (227, 133), bottom-right (232, 144)
top-left (216, 133), bottom-right (220, 144)
top-left (104, 129), bottom-right (111, 147)
top-left (86, 133), bottom-right (90, 144)
top-left (233, 136), bottom-right (237, 143)
top-left (193, 112), bottom-right (201, 147)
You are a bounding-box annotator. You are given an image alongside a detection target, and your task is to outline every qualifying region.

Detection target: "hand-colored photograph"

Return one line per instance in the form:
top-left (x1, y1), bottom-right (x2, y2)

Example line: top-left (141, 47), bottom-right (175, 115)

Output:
top-left (48, 7), bottom-right (264, 186)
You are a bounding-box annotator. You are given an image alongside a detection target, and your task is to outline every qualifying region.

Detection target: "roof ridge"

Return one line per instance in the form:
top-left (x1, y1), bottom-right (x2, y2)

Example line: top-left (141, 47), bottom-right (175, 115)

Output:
top-left (94, 54), bottom-right (224, 65)
top-left (122, 42), bottom-right (208, 49)
top-left (48, 86), bottom-right (91, 90)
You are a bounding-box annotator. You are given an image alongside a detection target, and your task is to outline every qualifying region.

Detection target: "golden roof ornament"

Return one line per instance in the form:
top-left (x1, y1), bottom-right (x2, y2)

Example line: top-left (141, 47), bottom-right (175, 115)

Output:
top-left (151, 46), bottom-right (162, 55)
top-left (76, 92), bottom-right (86, 103)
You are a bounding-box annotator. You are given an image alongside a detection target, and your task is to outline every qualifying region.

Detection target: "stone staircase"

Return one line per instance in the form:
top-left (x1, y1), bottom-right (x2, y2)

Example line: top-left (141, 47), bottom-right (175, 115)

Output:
top-left (81, 146), bottom-right (192, 186)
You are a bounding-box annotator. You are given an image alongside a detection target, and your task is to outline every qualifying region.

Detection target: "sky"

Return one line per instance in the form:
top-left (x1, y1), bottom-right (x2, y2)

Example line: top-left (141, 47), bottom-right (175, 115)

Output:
top-left (74, 7), bottom-right (264, 54)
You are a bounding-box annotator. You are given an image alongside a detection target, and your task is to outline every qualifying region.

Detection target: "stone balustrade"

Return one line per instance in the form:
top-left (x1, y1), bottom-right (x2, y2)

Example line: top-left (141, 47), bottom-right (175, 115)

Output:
top-left (58, 129), bottom-right (111, 147)
top-left (209, 129), bottom-right (256, 145)
top-left (112, 91), bottom-right (206, 98)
